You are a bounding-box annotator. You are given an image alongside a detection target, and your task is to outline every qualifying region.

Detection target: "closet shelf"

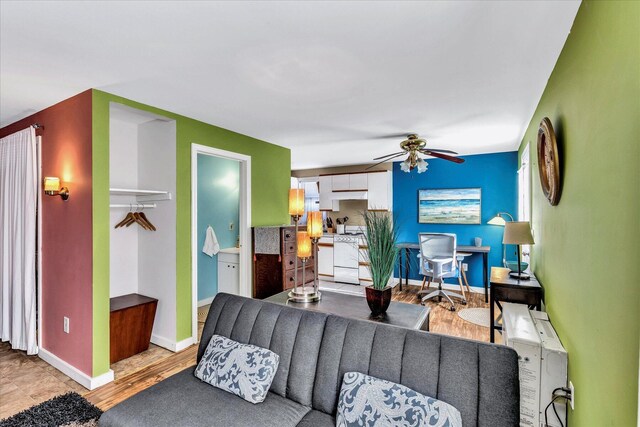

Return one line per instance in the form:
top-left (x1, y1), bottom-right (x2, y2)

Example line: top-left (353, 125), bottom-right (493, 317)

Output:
top-left (109, 188), bottom-right (172, 202)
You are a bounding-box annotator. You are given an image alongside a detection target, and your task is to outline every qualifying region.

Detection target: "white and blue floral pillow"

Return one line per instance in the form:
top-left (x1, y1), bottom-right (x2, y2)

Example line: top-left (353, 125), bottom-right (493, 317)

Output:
top-left (194, 334), bottom-right (279, 404)
top-left (336, 372), bottom-right (463, 427)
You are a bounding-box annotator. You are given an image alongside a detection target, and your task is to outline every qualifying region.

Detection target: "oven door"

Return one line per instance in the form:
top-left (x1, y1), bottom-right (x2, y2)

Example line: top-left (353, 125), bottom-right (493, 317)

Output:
top-left (334, 266), bottom-right (360, 285)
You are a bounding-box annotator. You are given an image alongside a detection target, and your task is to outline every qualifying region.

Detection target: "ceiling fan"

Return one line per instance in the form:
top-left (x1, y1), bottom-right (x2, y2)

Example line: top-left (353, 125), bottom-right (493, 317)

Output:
top-left (366, 133), bottom-right (464, 173)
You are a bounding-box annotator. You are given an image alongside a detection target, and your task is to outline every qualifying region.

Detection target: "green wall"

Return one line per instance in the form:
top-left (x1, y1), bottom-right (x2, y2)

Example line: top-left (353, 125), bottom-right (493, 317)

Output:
top-left (518, 2), bottom-right (640, 425)
top-left (92, 90), bottom-right (290, 376)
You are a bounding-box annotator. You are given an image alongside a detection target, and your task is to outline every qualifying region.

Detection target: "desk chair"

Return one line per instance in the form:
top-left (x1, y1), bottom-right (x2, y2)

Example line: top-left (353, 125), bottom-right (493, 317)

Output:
top-left (417, 233), bottom-right (467, 311)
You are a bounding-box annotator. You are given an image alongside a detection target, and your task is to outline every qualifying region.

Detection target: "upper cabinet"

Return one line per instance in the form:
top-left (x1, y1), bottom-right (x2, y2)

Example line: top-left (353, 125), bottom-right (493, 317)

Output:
top-left (318, 171), bottom-right (392, 212)
top-left (367, 171), bottom-right (392, 211)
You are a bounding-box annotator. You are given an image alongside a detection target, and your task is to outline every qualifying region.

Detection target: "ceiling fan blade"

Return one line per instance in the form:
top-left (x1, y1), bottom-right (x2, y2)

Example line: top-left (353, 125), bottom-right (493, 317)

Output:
top-left (422, 148), bottom-right (458, 155)
top-left (365, 153), bottom-right (407, 170)
top-left (370, 133), bottom-right (416, 140)
top-left (373, 151), bottom-right (405, 160)
top-left (422, 150), bottom-right (465, 163)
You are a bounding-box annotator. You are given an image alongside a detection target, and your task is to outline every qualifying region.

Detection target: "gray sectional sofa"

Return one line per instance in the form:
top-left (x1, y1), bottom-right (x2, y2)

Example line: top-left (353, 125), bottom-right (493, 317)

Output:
top-left (100, 293), bottom-right (519, 426)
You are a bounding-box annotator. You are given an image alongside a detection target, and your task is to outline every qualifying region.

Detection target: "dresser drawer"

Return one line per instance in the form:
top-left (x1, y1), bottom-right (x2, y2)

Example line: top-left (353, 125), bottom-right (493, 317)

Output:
top-left (282, 228), bottom-right (296, 242)
top-left (284, 266), bottom-right (316, 289)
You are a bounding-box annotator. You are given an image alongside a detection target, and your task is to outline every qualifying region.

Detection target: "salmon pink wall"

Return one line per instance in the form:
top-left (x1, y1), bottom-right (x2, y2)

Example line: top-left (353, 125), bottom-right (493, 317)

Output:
top-left (0, 90), bottom-right (94, 375)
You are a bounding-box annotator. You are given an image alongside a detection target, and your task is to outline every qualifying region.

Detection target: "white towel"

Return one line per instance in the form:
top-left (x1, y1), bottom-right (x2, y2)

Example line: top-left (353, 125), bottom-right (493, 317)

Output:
top-left (202, 226), bottom-right (220, 257)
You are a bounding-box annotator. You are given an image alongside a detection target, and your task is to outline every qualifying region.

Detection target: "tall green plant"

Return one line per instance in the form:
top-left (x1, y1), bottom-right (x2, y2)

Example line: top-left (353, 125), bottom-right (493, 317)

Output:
top-left (362, 211), bottom-right (399, 290)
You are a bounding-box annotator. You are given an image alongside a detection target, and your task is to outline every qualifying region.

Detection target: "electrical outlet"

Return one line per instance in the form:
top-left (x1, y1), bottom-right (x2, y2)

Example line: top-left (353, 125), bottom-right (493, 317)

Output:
top-left (462, 263), bottom-right (468, 272)
top-left (568, 381), bottom-right (575, 410)
top-left (63, 317), bottom-right (70, 334)
top-left (229, 222), bottom-right (234, 231)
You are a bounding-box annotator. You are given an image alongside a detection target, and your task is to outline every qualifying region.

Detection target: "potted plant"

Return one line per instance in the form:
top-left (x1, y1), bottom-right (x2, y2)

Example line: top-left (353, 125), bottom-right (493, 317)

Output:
top-left (362, 210), bottom-right (398, 316)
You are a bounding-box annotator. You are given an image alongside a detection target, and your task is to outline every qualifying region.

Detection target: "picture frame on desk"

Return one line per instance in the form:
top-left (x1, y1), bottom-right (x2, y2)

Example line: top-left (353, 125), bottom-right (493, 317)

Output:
top-left (418, 188), bottom-right (482, 224)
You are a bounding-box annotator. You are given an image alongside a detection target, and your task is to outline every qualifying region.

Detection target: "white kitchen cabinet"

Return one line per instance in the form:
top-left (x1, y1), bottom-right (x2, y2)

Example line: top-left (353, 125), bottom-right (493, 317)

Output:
top-left (331, 175), bottom-right (350, 191)
top-left (317, 241), bottom-right (334, 277)
top-left (367, 171), bottom-right (392, 211)
top-left (217, 251), bottom-right (239, 295)
top-left (349, 173), bottom-right (368, 190)
top-left (319, 175), bottom-right (340, 211)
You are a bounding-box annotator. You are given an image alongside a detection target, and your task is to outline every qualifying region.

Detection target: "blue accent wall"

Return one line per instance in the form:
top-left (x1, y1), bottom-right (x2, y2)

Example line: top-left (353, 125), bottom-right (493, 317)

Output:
top-left (392, 151), bottom-right (518, 287)
top-left (197, 154), bottom-right (240, 301)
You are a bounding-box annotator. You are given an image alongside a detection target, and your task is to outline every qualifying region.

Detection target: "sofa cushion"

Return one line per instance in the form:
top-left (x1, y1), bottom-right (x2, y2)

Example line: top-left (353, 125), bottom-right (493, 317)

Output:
top-left (295, 410), bottom-right (335, 427)
top-left (194, 334), bottom-right (279, 404)
top-left (99, 367), bottom-right (310, 427)
top-left (336, 372), bottom-right (462, 427)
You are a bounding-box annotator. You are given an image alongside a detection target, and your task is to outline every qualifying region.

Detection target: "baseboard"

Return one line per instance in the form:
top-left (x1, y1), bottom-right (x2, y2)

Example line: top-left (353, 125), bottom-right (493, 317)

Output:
top-left (198, 297), bottom-right (214, 307)
top-left (393, 277), bottom-right (484, 294)
top-left (151, 334), bottom-right (195, 352)
top-left (38, 348), bottom-right (114, 390)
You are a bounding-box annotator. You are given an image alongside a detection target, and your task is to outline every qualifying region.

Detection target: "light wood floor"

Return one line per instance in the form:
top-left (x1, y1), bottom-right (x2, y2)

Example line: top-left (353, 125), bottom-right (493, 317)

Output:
top-left (1, 286), bottom-right (494, 418)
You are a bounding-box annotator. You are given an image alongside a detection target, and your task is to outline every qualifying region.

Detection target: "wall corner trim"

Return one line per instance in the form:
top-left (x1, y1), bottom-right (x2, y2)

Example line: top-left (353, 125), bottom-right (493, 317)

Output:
top-left (151, 334), bottom-right (195, 352)
top-left (38, 348), bottom-right (114, 390)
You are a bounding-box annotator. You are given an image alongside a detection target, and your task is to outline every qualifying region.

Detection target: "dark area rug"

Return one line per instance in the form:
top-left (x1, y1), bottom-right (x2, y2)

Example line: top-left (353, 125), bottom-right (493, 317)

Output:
top-left (0, 392), bottom-right (102, 427)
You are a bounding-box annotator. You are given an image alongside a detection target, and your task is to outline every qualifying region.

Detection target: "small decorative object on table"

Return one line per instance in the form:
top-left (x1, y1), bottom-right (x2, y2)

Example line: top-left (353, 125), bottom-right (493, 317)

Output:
top-left (362, 210), bottom-right (398, 316)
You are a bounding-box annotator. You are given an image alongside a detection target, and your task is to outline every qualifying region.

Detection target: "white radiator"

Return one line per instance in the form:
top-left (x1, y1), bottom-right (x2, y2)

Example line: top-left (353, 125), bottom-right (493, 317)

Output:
top-left (503, 303), bottom-right (568, 427)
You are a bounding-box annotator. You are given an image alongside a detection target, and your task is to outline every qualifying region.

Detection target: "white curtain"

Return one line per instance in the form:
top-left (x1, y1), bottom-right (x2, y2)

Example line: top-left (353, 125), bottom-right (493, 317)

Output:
top-left (0, 127), bottom-right (38, 354)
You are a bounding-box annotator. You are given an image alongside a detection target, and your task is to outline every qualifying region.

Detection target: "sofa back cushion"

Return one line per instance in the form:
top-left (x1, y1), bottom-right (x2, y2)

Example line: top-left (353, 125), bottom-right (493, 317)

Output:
top-left (199, 293), bottom-right (519, 427)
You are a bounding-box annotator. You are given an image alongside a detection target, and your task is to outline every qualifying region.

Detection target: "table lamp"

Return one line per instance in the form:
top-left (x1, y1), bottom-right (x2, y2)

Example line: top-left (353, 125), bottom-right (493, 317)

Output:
top-left (288, 188), bottom-right (305, 297)
top-left (502, 221), bottom-right (535, 279)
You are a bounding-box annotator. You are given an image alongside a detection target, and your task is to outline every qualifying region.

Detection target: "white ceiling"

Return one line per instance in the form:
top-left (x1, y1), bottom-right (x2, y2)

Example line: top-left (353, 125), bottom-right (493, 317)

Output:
top-left (1, 1), bottom-right (580, 169)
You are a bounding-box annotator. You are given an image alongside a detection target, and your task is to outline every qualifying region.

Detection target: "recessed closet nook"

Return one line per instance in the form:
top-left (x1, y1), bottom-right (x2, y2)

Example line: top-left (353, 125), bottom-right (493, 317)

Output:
top-left (108, 103), bottom-right (177, 363)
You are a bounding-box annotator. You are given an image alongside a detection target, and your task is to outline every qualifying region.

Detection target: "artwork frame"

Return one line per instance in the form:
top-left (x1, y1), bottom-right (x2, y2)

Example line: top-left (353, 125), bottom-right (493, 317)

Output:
top-left (418, 188), bottom-right (482, 224)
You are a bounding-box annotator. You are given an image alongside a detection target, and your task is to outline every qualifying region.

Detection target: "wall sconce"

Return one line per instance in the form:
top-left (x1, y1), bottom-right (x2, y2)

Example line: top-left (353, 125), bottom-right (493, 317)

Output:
top-left (43, 177), bottom-right (70, 200)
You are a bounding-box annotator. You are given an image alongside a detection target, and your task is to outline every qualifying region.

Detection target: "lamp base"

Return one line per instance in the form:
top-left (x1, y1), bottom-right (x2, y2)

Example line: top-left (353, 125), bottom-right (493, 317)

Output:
top-left (509, 271), bottom-right (531, 280)
top-left (288, 287), bottom-right (321, 303)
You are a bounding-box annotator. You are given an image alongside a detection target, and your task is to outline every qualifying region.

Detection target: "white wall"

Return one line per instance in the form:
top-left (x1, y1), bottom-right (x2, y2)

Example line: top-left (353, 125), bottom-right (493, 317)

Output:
top-left (109, 118), bottom-right (139, 298)
top-left (137, 120), bottom-right (177, 345)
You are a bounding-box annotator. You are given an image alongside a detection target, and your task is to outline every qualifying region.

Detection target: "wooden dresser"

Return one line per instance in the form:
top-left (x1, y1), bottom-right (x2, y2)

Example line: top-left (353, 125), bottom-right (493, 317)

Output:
top-left (110, 293), bottom-right (158, 364)
top-left (253, 226), bottom-right (316, 299)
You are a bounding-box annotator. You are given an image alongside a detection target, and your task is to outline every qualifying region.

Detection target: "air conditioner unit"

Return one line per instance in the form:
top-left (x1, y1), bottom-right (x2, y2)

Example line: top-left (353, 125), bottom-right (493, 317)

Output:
top-left (503, 303), bottom-right (568, 427)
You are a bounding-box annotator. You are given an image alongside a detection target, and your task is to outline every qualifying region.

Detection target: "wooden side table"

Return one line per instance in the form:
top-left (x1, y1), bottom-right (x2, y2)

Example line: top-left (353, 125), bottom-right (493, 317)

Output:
top-left (110, 293), bottom-right (158, 363)
top-left (489, 267), bottom-right (543, 343)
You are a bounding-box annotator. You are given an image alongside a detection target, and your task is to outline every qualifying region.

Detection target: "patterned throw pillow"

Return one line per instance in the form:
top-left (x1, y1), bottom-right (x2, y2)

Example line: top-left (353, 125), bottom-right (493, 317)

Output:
top-left (194, 334), bottom-right (279, 404)
top-left (336, 372), bottom-right (463, 427)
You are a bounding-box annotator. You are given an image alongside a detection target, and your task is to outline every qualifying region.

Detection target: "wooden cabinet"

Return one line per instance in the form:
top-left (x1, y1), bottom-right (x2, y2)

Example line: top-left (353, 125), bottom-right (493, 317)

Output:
top-left (367, 171), bottom-right (392, 211)
top-left (252, 226), bottom-right (316, 299)
top-left (110, 294), bottom-right (158, 364)
top-left (217, 251), bottom-right (239, 294)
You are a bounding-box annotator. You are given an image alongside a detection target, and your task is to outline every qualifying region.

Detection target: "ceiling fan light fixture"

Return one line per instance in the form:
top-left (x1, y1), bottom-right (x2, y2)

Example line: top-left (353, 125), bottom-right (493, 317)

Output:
top-left (416, 157), bottom-right (428, 173)
top-left (400, 158), bottom-right (411, 173)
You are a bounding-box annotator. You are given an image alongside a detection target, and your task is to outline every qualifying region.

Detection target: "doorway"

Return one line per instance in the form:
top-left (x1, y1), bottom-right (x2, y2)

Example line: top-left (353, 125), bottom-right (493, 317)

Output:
top-left (191, 144), bottom-right (251, 343)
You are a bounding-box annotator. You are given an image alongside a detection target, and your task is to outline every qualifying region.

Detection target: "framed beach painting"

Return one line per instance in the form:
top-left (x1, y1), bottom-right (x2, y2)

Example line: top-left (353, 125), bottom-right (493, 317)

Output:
top-left (418, 188), bottom-right (481, 224)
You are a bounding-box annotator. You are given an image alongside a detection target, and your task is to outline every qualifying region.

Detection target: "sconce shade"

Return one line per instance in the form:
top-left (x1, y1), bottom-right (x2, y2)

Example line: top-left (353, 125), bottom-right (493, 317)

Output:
top-left (44, 177), bottom-right (60, 194)
top-left (288, 189), bottom-right (305, 217)
top-left (487, 215), bottom-right (506, 226)
top-left (297, 231), bottom-right (312, 258)
top-left (503, 221), bottom-right (535, 245)
top-left (307, 211), bottom-right (323, 238)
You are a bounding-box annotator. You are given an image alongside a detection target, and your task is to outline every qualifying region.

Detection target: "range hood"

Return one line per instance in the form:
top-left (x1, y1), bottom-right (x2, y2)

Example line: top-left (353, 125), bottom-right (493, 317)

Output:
top-left (330, 191), bottom-right (368, 201)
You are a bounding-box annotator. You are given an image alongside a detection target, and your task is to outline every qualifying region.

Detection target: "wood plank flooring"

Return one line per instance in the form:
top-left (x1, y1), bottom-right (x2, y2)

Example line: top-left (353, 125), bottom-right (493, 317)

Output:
top-left (2, 286), bottom-right (494, 418)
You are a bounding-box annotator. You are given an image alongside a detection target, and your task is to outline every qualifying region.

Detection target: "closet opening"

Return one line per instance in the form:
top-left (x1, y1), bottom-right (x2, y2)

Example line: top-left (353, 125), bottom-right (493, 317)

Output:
top-left (191, 144), bottom-right (251, 343)
top-left (108, 103), bottom-right (177, 364)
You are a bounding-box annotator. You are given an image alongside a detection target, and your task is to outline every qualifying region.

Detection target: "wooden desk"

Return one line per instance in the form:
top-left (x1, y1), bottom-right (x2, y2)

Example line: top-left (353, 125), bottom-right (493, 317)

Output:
top-left (489, 267), bottom-right (543, 343)
top-left (266, 289), bottom-right (430, 331)
top-left (110, 293), bottom-right (158, 364)
top-left (397, 242), bottom-right (491, 302)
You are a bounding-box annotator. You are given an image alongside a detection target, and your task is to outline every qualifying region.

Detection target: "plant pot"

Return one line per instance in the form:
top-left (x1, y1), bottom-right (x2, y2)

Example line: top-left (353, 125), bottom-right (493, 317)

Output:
top-left (365, 285), bottom-right (392, 316)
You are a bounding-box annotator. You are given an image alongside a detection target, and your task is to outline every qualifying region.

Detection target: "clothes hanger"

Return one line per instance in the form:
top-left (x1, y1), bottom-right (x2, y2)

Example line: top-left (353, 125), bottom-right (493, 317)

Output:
top-left (138, 205), bottom-right (156, 231)
top-left (130, 204), bottom-right (150, 230)
top-left (115, 204), bottom-right (135, 228)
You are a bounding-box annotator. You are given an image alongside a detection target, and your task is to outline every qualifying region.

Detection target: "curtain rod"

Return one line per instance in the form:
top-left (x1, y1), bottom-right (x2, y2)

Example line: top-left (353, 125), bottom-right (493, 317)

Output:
top-left (32, 123), bottom-right (43, 129)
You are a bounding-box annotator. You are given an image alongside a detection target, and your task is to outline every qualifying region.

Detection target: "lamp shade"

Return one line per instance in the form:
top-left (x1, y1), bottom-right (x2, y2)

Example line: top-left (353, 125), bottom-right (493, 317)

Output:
top-left (288, 189), bottom-right (305, 216)
top-left (44, 177), bottom-right (60, 193)
top-left (487, 215), bottom-right (507, 226)
top-left (307, 211), bottom-right (323, 238)
top-left (297, 231), bottom-right (312, 258)
top-left (503, 221), bottom-right (535, 245)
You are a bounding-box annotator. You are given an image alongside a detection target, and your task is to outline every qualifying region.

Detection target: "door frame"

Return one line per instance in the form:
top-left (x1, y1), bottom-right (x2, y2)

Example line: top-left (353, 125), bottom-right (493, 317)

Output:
top-left (190, 144), bottom-right (251, 343)
top-left (37, 135), bottom-right (43, 349)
